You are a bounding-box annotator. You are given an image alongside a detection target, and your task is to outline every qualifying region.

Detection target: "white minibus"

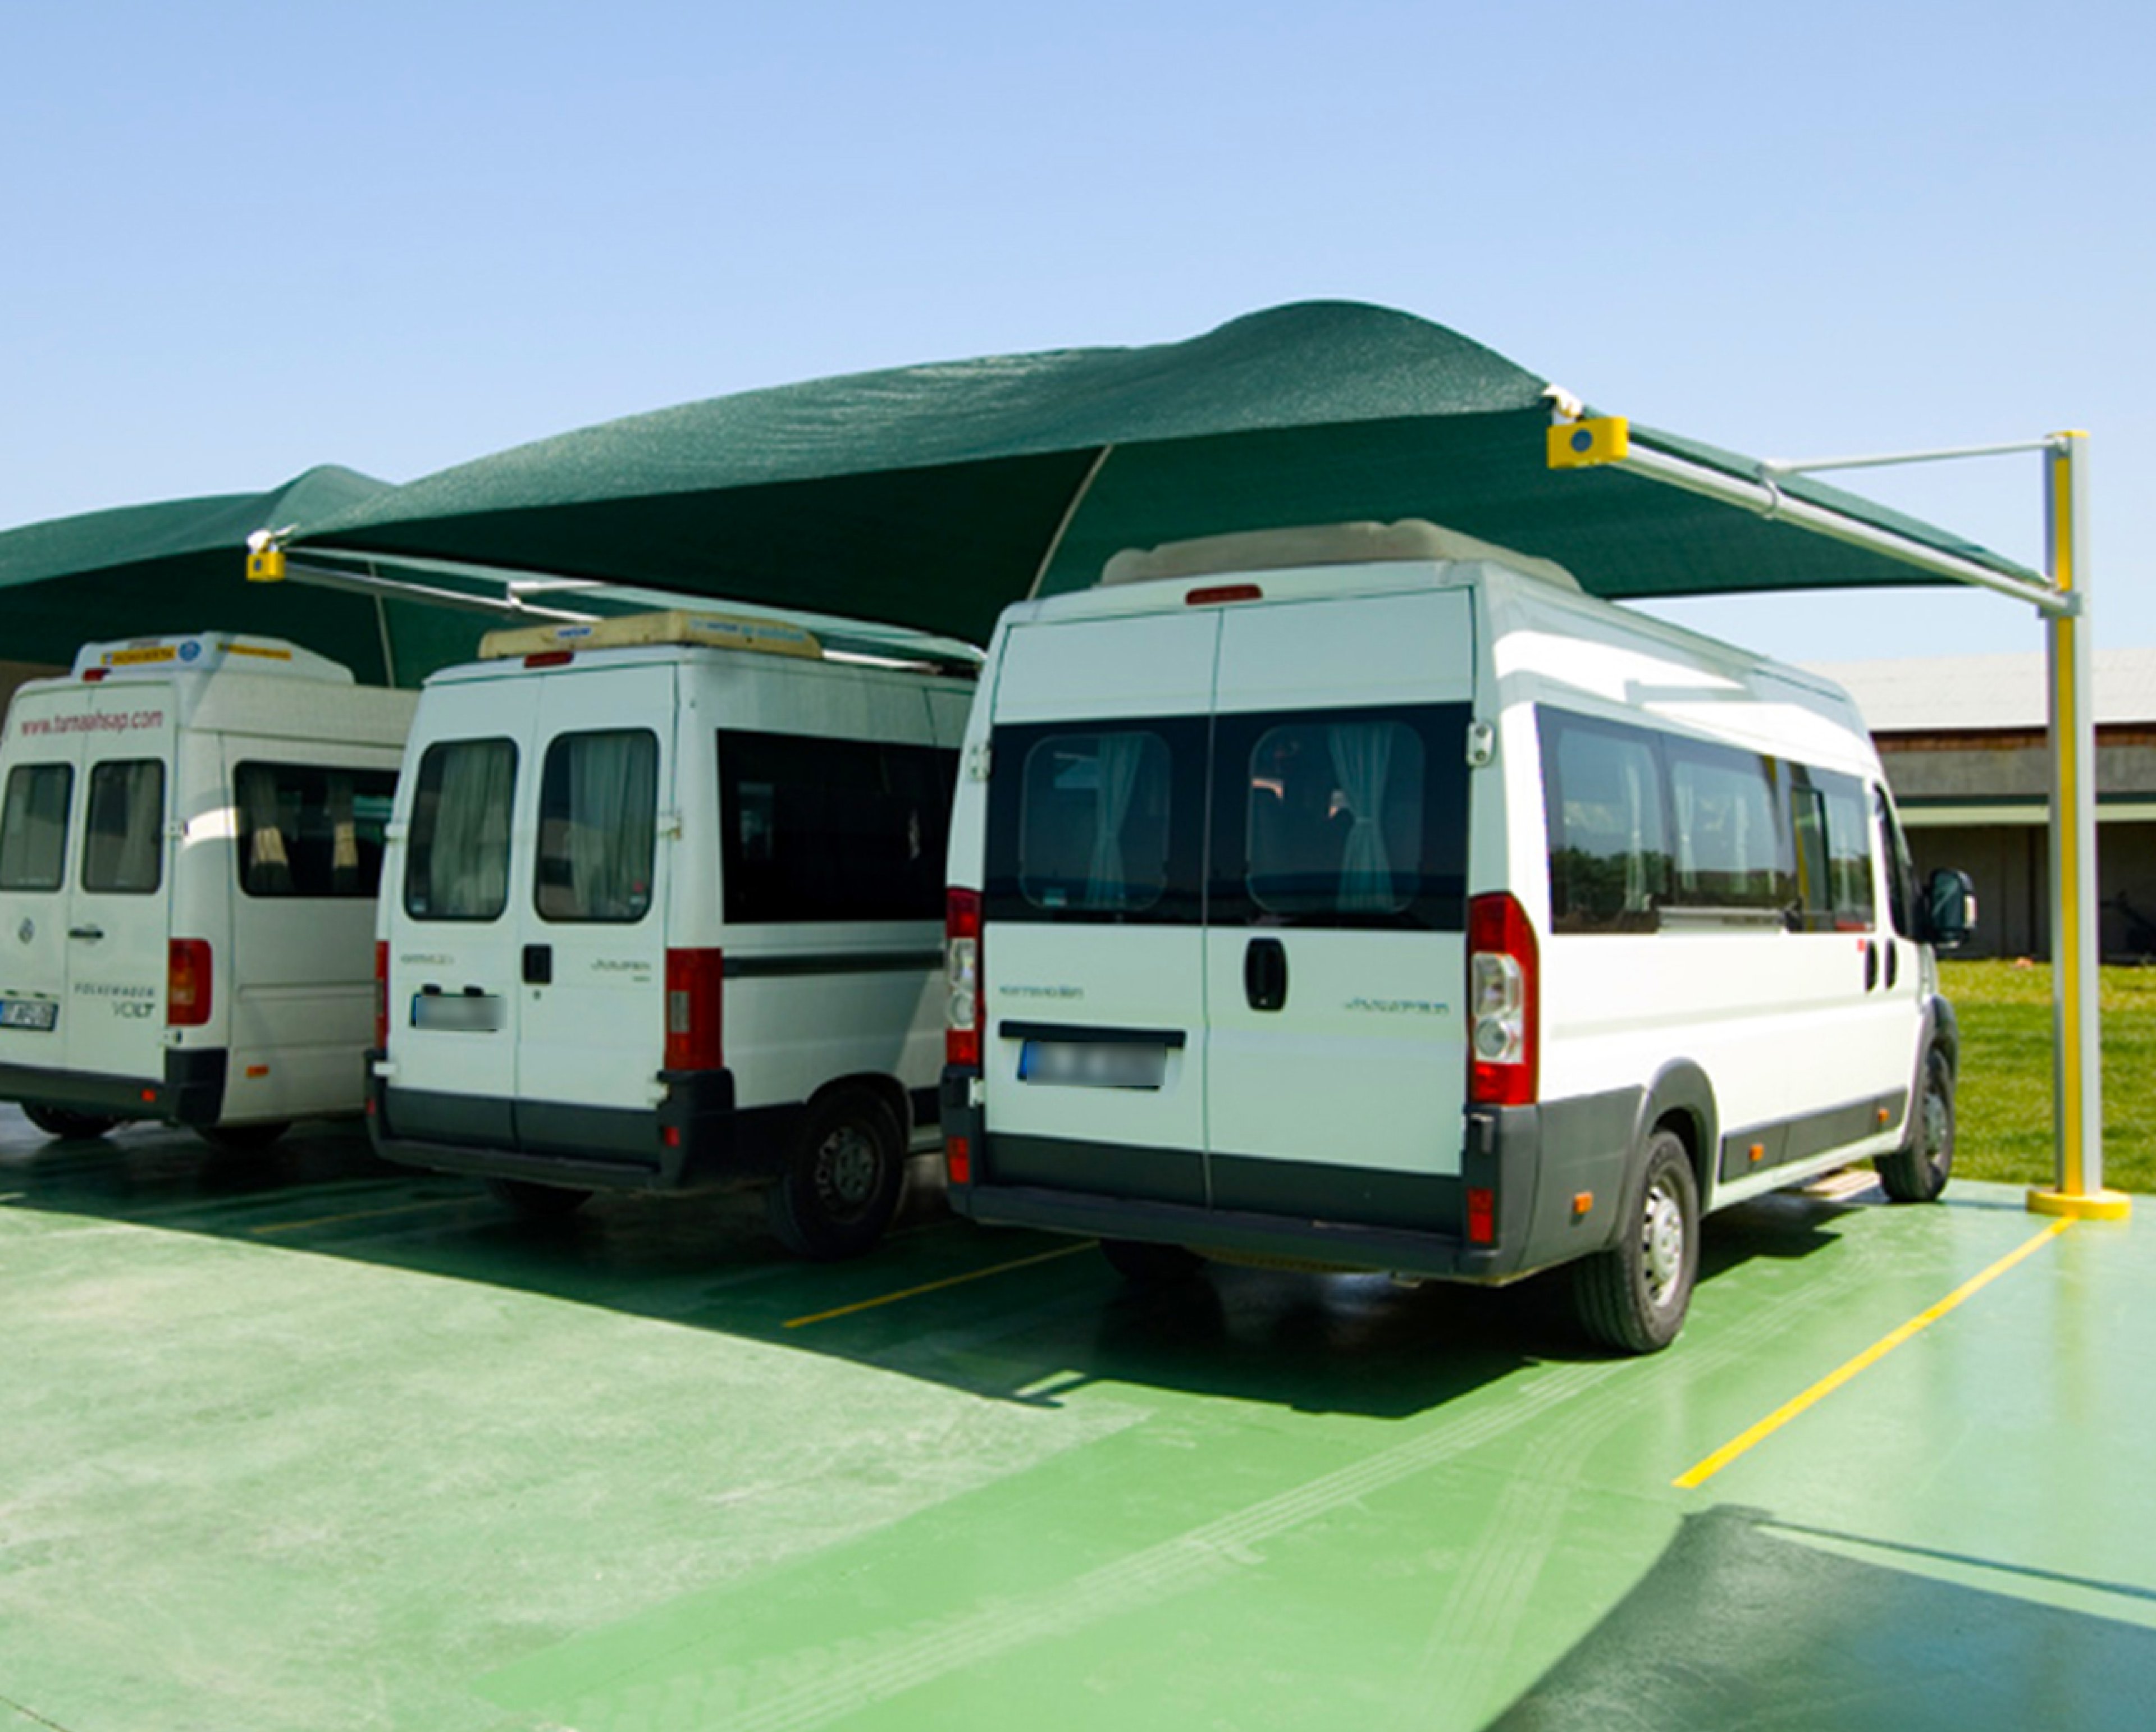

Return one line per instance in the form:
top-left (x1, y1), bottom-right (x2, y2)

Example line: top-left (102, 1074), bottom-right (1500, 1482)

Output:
top-left (368, 610), bottom-right (975, 1259)
top-left (939, 522), bottom-right (1974, 1350)
top-left (0, 633), bottom-right (414, 1148)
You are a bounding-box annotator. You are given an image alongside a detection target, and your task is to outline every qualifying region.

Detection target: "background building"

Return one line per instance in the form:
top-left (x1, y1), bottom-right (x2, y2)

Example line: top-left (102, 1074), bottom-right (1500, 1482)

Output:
top-left (1809, 651), bottom-right (2156, 961)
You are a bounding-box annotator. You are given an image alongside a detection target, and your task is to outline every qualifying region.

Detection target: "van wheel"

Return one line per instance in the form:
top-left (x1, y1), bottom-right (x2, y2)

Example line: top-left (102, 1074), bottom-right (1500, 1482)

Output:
top-left (766, 1087), bottom-right (903, 1261)
top-left (1875, 1048), bottom-right (1954, 1203)
top-left (196, 1122), bottom-right (290, 1156)
top-left (483, 1177), bottom-right (592, 1218)
top-left (22, 1104), bottom-right (120, 1141)
top-left (1099, 1239), bottom-right (1205, 1285)
top-left (1572, 1130), bottom-right (1698, 1354)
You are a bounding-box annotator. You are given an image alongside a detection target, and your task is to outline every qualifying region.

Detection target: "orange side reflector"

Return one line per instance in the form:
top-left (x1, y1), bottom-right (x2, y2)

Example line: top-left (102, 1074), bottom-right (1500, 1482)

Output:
top-left (1748, 1143), bottom-right (1765, 1164)
top-left (245, 1064), bottom-right (270, 1079)
top-left (1877, 1107), bottom-right (1892, 1126)
top-left (1572, 1191), bottom-right (1593, 1217)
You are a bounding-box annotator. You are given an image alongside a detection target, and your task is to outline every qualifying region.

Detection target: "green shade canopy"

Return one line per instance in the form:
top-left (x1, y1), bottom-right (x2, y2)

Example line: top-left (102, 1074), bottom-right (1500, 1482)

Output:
top-left (0, 466), bottom-right (489, 684)
top-left (285, 301), bottom-right (2041, 647)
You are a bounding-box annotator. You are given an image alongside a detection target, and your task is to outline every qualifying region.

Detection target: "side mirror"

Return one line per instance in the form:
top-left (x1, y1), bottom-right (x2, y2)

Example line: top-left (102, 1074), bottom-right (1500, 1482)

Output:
top-left (1924, 867), bottom-right (1977, 952)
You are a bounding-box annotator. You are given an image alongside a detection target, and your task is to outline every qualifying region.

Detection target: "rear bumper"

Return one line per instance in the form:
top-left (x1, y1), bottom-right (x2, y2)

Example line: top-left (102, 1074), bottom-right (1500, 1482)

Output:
top-left (940, 1067), bottom-right (1640, 1282)
top-left (0, 1048), bottom-right (227, 1126)
top-left (366, 1059), bottom-right (790, 1192)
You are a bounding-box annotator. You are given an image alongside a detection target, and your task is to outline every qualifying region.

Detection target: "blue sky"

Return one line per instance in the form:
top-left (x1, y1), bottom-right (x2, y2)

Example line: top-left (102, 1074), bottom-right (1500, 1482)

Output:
top-left (4, 1), bottom-right (2150, 660)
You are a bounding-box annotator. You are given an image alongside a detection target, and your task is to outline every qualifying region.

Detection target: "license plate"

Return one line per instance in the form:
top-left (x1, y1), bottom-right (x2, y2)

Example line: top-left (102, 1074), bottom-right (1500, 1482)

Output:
top-left (0, 997), bottom-right (58, 1032)
top-left (1018, 1040), bottom-right (1167, 1090)
top-left (410, 993), bottom-right (505, 1033)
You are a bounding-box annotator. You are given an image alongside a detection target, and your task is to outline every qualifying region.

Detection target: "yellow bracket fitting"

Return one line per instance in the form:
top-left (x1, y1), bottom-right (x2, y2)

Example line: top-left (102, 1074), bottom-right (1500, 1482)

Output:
top-left (246, 546), bottom-right (287, 583)
top-left (2027, 1187), bottom-right (2132, 1222)
top-left (1547, 416), bottom-right (1630, 469)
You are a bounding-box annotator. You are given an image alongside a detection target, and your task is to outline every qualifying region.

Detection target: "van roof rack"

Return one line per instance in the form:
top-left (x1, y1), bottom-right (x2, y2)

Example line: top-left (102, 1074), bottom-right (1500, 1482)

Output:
top-left (69, 633), bottom-right (354, 683)
top-left (477, 607), bottom-right (981, 677)
top-left (479, 610), bottom-right (824, 662)
top-left (1099, 519), bottom-right (1581, 592)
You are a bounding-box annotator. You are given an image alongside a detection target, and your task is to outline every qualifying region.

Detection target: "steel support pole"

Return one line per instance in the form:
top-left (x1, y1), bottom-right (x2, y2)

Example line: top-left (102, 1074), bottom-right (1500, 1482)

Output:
top-left (2030, 432), bottom-right (2129, 1219)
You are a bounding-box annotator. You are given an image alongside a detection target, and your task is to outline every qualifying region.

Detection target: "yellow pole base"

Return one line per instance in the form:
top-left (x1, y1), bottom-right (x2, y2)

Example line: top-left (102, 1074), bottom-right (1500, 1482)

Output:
top-left (2027, 1186), bottom-right (2132, 1221)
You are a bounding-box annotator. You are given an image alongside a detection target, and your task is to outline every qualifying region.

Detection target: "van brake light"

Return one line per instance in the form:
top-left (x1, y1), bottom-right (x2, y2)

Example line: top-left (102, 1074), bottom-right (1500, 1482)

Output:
top-left (373, 940), bottom-right (389, 1048)
top-left (664, 948), bottom-right (724, 1072)
top-left (1468, 893), bottom-right (1537, 1107)
top-left (168, 939), bottom-right (213, 1027)
top-left (946, 889), bottom-right (983, 1068)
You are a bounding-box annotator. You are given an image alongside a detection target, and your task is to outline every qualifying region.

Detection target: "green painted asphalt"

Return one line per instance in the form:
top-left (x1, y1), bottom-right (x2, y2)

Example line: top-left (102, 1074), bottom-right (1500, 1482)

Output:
top-left (2, 1114), bottom-right (2152, 1730)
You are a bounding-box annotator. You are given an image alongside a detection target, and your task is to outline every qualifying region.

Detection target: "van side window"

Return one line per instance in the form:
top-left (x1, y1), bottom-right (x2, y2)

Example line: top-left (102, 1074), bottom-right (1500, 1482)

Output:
top-left (1665, 741), bottom-right (1792, 913)
top-left (1789, 768), bottom-right (1874, 932)
top-left (405, 738), bottom-right (517, 921)
top-left (1876, 786), bottom-right (1917, 939)
top-left (1243, 720), bottom-right (1426, 918)
top-left (235, 763), bottom-right (399, 898)
top-left (718, 731), bottom-right (953, 923)
top-left (0, 764), bottom-right (72, 892)
top-left (81, 760), bottom-right (165, 894)
top-left (536, 730), bottom-right (658, 924)
top-left (1015, 731), bottom-right (1172, 915)
top-left (1542, 715), bottom-right (1670, 933)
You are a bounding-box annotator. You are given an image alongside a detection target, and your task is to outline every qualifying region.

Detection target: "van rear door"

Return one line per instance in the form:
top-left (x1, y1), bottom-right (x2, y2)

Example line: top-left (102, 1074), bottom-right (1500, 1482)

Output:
top-left (0, 707), bottom-right (84, 1073)
top-left (66, 697), bottom-right (179, 1084)
top-left (980, 611), bottom-right (1217, 1208)
top-left (1203, 592), bottom-right (1474, 1212)
top-left (512, 664), bottom-right (673, 1160)
top-left (390, 677), bottom-right (538, 1147)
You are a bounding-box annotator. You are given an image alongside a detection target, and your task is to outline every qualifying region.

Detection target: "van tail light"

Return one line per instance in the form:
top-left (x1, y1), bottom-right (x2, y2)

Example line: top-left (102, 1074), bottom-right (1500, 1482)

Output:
top-left (373, 941), bottom-right (390, 1048)
top-left (168, 939), bottom-right (213, 1027)
top-left (664, 948), bottom-right (724, 1072)
top-left (1468, 893), bottom-right (1537, 1107)
top-left (945, 889), bottom-right (983, 1068)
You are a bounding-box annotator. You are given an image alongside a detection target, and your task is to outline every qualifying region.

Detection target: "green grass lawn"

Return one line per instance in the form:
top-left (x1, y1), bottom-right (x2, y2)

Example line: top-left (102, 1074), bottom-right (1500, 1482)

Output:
top-left (1942, 959), bottom-right (2156, 1194)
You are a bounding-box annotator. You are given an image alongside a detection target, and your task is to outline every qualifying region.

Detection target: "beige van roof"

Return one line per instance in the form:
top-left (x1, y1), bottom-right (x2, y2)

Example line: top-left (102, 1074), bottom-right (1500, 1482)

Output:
top-left (478, 609), bottom-right (824, 662)
top-left (1099, 519), bottom-right (1581, 592)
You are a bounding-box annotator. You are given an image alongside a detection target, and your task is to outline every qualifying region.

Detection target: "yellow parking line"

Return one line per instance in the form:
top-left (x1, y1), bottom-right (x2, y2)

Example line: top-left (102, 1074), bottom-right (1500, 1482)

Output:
top-left (784, 1241), bottom-right (1099, 1329)
top-left (249, 1196), bottom-right (477, 1235)
top-left (1675, 1217), bottom-right (2073, 1489)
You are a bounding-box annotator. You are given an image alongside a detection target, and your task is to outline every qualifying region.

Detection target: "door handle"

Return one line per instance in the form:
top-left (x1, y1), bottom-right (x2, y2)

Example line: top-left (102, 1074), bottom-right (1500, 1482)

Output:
top-left (1862, 940), bottom-right (1879, 992)
top-left (1244, 936), bottom-right (1288, 1012)
top-left (67, 925), bottom-right (104, 941)
top-left (1884, 940), bottom-right (1899, 991)
top-left (523, 944), bottom-right (552, 986)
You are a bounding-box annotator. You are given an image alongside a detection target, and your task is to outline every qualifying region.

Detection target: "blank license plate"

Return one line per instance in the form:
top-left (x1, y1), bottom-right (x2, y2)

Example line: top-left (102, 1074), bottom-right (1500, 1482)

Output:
top-left (410, 994), bottom-right (505, 1033)
top-left (0, 998), bottom-right (58, 1031)
top-left (1018, 1040), bottom-right (1167, 1090)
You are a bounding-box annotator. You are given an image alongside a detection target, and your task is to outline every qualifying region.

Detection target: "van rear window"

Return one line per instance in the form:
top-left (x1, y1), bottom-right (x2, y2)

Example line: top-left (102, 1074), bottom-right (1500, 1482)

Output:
top-left (405, 739), bottom-right (517, 922)
top-left (1243, 720), bottom-right (1426, 918)
top-left (536, 730), bottom-right (657, 923)
top-left (235, 763), bottom-right (398, 898)
top-left (1018, 732), bottom-right (1172, 915)
top-left (82, 760), bottom-right (165, 895)
top-left (0, 764), bottom-right (71, 892)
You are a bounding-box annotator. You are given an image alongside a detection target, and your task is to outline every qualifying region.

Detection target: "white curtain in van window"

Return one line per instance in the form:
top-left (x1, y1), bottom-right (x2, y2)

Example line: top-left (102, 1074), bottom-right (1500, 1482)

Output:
top-left (1328, 723), bottom-right (1398, 913)
top-left (433, 743), bottom-right (514, 917)
top-left (563, 733), bottom-right (656, 920)
top-left (235, 765), bottom-right (294, 894)
top-left (328, 771), bottom-right (359, 895)
top-left (1085, 733), bottom-right (1148, 910)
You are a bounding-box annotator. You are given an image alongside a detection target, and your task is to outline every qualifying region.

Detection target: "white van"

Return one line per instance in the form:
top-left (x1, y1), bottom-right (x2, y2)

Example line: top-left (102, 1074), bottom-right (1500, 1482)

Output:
top-left (939, 522), bottom-right (1974, 1351)
top-left (0, 633), bottom-right (415, 1148)
top-left (367, 609), bottom-right (975, 1259)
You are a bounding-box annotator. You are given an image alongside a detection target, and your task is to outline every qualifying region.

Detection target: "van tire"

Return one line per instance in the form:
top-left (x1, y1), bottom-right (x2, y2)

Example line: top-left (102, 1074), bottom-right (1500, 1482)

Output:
top-left (196, 1122), bottom-right (290, 1156)
top-left (766, 1086), bottom-right (903, 1261)
top-left (483, 1176), bottom-right (592, 1218)
top-left (1876, 1048), bottom-right (1954, 1204)
top-left (22, 1104), bottom-right (120, 1141)
top-left (1099, 1239), bottom-right (1205, 1286)
top-left (1572, 1130), bottom-right (1698, 1354)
